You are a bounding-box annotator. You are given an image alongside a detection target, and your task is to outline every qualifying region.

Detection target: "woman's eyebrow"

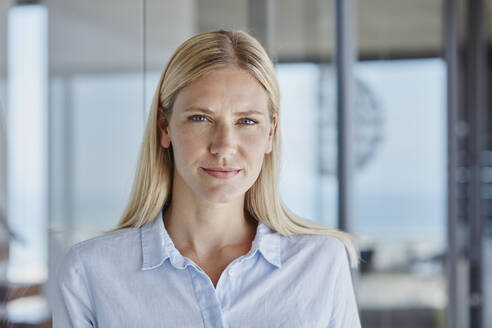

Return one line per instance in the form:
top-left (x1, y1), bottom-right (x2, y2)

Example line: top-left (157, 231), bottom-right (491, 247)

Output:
top-left (183, 106), bottom-right (213, 114)
top-left (235, 110), bottom-right (266, 116)
top-left (183, 107), bottom-right (266, 116)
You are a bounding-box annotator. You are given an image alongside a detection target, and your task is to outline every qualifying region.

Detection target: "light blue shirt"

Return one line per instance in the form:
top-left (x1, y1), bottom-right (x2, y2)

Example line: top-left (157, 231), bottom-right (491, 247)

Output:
top-left (53, 210), bottom-right (361, 327)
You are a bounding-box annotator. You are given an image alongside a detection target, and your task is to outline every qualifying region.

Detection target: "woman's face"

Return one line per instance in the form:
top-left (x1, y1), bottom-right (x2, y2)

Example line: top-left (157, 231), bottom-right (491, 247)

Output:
top-left (159, 68), bottom-right (277, 203)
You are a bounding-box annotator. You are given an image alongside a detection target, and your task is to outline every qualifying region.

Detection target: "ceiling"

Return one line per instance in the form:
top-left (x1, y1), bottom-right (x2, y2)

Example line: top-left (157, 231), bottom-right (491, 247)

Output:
top-left (0, 0), bottom-right (491, 75)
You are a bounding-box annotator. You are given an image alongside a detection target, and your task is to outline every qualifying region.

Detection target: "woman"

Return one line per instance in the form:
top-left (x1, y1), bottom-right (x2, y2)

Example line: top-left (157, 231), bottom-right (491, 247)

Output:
top-left (54, 30), bottom-right (361, 327)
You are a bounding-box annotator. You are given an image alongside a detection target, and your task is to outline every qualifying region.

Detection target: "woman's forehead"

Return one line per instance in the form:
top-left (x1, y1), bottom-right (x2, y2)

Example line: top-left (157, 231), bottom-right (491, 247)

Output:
top-left (174, 68), bottom-right (269, 113)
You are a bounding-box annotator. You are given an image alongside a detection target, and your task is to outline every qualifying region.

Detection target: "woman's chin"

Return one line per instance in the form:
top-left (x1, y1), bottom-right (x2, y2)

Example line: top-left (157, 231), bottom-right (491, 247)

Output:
top-left (200, 189), bottom-right (245, 204)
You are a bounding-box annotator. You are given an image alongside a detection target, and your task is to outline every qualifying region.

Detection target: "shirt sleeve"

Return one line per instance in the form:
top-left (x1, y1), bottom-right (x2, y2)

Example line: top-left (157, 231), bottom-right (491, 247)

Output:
top-left (329, 246), bottom-right (362, 328)
top-left (52, 245), bottom-right (96, 328)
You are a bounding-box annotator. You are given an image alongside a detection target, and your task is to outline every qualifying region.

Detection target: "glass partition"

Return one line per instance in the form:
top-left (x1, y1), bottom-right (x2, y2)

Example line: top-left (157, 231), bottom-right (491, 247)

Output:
top-left (45, 0), bottom-right (145, 318)
top-left (275, 0), bottom-right (337, 228)
top-left (354, 1), bottom-right (447, 327)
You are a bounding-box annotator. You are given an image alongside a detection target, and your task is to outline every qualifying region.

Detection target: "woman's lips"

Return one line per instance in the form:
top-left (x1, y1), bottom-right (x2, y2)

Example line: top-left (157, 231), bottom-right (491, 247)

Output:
top-left (202, 168), bottom-right (241, 179)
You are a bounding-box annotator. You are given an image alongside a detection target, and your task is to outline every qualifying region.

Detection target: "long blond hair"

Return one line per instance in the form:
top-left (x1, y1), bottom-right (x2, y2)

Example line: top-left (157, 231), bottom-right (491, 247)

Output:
top-left (112, 30), bottom-right (358, 268)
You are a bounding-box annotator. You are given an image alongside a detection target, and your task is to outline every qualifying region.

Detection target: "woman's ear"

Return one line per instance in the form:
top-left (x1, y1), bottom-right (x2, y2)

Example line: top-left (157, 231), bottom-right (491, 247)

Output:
top-left (158, 108), bottom-right (171, 148)
top-left (265, 114), bottom-right (277, 154)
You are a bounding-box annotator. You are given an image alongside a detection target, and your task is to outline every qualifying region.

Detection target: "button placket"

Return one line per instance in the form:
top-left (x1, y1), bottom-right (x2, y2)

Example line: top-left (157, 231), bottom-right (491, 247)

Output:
top-left (188, 267), bottom-right (226, 328)
top-left (216, 262), bottom-right (240, 311)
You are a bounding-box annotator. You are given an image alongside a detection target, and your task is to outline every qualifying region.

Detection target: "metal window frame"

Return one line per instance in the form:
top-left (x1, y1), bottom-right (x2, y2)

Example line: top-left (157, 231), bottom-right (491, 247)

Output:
top-left (466, 0), bottom-right (487, 327)
top-left (335, 0), bottom-right (356, 232)
top-left (444, 0), bottom-right (460, 326)
top-left (446, 0), bottom-right (488, 326)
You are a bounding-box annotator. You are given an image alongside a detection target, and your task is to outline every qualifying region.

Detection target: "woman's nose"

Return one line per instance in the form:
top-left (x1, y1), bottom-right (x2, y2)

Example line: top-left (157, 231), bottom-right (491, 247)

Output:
top-left (209, 123), bottom-right (237, 156)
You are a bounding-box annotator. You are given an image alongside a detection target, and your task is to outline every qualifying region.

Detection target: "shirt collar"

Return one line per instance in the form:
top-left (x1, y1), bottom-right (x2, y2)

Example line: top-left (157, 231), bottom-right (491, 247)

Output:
top-left (140, 210), bottom-right (282, 271)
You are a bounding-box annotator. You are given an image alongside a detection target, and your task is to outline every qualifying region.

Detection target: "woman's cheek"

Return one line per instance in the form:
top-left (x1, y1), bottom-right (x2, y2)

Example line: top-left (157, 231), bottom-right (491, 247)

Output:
top-left (174, 129), bottom-right (206, 157)
top-left (242, 128), bottom-right (269, 151)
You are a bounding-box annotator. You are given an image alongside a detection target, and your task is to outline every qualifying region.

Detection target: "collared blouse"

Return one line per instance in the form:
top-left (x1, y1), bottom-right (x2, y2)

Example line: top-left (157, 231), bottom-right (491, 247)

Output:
top-left (53, 210), bottom-right (361, 327)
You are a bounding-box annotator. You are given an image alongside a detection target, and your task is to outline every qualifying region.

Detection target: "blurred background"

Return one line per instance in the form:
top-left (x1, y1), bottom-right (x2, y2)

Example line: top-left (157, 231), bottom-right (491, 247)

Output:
top-left (0, 0), bottom-right (490, 327)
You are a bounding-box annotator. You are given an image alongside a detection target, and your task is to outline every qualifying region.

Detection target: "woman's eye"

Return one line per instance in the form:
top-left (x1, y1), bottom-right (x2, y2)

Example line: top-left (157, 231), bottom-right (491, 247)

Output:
top-left (189, 115), bottom-right (207, 122)
top-left (238, 118), bottom-right (256, 125)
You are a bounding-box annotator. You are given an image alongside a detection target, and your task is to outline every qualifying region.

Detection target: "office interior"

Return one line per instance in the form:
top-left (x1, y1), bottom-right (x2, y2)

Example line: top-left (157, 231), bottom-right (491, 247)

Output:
top-left (0, 0), bottom-right (490, 327)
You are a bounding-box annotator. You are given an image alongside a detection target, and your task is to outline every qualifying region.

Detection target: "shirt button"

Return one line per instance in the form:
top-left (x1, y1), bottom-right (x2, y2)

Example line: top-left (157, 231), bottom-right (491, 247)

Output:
top-left (228, 269), bottom-right (235, 276)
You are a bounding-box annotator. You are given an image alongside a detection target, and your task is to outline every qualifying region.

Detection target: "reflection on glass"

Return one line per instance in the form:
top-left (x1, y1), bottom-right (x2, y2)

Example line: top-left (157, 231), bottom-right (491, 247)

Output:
top-left (276, 63), bottom-right (338, 228)
top-left (354, 59), bottom-right (447, 327)
top-left (49, 74), bottom-right (144, 243)
top-left (278, 63), bottom-right (323, 223)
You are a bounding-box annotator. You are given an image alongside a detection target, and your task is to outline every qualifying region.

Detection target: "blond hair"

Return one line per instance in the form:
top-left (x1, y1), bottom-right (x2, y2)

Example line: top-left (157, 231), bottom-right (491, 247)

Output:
top-left (111, 30), bottom-right (359, 268)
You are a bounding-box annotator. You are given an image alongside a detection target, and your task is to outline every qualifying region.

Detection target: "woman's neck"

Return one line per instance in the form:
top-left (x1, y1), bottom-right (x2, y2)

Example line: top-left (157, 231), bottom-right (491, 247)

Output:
top-left (162, 194), bottom-right (257, 259)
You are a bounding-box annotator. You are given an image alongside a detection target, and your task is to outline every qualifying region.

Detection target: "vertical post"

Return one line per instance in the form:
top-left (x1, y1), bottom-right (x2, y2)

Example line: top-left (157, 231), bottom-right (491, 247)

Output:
top-left (247, 0), bottom-right (276, 62)
top-left (335, 0), bottom-right (356, 232)
top-left (444, 0), bottom-right (459, 327)
top-left (62, 77), bottom-right (74, 246)
top-left (467, 0), bottom-right (487, 326)
top-left (317, 66), bottom-right (327, 223)
top-left (142, 0), bottom-right (147, 123)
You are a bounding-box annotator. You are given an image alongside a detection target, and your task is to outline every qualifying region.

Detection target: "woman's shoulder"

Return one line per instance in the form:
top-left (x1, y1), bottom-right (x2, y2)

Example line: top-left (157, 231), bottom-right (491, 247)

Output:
top-left (281, 231), bottom-right (349, 264)
top-left (71, 226), bottom-right (140, 256)
top-left (283, 230), bottom-right (346, 251)
top-left (58, 226), bottom-right (142, 278)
